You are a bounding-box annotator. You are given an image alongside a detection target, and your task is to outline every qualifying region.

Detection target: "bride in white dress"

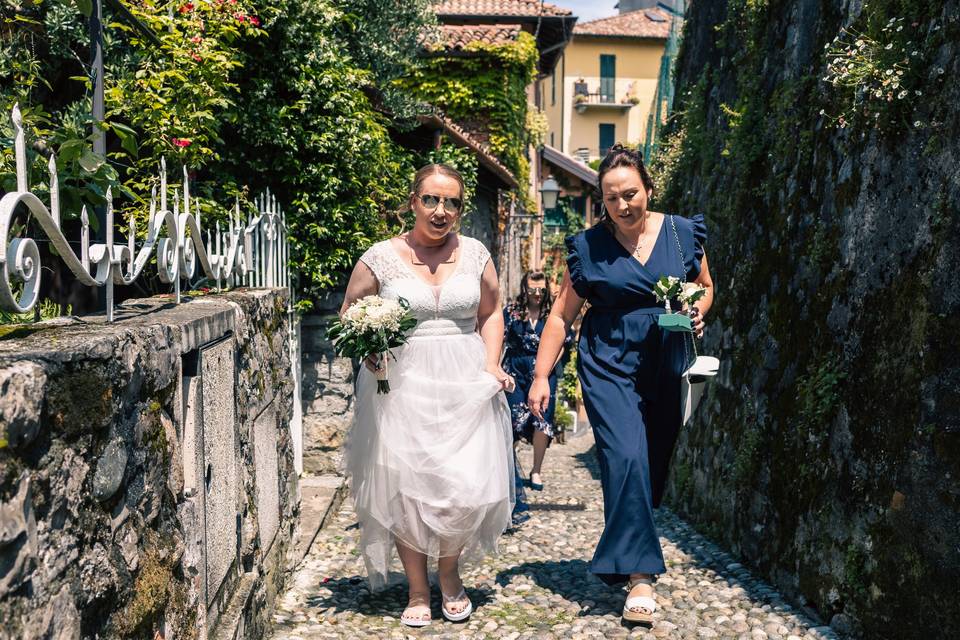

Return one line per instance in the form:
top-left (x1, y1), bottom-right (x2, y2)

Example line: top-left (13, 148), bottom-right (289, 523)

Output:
top-left (340, 164), bottom-right (516, 626)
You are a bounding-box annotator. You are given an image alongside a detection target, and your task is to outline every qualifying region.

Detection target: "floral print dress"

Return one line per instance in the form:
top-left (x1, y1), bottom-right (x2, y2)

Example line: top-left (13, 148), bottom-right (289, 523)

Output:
top-left (502, 305), bottom-right (572, 443)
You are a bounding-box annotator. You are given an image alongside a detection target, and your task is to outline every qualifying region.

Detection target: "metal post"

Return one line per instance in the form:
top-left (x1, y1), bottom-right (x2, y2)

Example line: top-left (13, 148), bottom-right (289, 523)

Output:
top-left (90, 0), bottom-right (107, 312)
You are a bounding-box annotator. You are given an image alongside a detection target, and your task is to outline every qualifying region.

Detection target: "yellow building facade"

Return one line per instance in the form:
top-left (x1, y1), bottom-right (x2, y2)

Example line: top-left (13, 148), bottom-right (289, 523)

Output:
top-left (538, 9), bottom-right (670, 162)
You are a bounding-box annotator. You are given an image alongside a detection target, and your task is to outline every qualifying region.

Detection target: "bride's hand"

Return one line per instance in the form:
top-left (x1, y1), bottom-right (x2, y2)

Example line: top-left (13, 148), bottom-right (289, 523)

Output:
top-left (364, 354), bottom-right (382, 373)
top-left (486, 365), bottom-right (515, 392)
top-left (528, 376), bottom-right (551, 419)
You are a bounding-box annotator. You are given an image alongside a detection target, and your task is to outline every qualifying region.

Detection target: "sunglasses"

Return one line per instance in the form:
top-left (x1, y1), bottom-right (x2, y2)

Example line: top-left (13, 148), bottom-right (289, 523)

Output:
top-left (529, 287), bottom-right (546, 294)
top-left (420, 193), bottom-right (462, 214)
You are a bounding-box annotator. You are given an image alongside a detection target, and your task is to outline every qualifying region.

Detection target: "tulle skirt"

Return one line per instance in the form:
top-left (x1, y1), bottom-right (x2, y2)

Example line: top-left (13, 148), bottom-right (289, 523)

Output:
top-left (343, 332), bottom-right (515, 590)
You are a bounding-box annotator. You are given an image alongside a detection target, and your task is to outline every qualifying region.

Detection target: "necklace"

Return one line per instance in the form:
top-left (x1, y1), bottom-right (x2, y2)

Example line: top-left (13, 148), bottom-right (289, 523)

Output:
top-left (615, 212), bottom-right (656, 261)
top-left (405, 233), bottom-right (455, 267)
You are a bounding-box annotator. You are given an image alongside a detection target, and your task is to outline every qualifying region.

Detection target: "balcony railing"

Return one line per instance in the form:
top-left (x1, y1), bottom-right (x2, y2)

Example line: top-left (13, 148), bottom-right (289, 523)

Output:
top-left (572, 84), bottom-right (639, 112)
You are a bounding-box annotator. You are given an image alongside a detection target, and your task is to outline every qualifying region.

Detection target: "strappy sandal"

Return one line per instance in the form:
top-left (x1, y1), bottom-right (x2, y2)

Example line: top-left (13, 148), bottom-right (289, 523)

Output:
top-left (622, 576), bottom-right (656, 623)
top-left (400, 593), bottom-right (432, 628)
top-left (529, 472), bottom-right (544, 491)
top-left (441, 588), bottom-right (473, 622)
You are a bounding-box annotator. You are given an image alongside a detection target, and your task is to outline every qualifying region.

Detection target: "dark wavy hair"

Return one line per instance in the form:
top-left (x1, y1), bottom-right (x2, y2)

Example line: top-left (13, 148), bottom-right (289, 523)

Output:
top-left (510, 271), bottom-right (552, 321)
top-left (596, 143), bottom-right (656, 230)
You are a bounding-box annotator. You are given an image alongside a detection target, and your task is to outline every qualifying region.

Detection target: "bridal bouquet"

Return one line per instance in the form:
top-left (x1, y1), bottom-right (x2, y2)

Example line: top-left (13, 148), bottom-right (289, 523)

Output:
top-left (653, 276), bottom-right (707, 333)
top-left (326, 296), bottom-right (418, 393)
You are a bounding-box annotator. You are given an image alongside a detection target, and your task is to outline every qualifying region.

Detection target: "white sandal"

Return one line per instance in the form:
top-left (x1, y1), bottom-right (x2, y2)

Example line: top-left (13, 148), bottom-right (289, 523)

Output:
top-left (441, 588), bottom-right (473, 622)
top-left (622, 577), bottom-right (656, 623)
top-left (400, 594), bottom-right (432, 627)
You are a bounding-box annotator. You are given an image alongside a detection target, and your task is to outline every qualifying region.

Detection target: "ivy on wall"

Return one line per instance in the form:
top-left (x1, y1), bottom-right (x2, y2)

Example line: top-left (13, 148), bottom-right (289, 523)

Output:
top-left (398, 31), bottom-right (540, 204)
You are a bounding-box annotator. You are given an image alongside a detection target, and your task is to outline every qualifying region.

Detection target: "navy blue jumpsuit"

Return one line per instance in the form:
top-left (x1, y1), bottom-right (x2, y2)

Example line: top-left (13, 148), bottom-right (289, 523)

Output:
top-left (565, 214), bottom-right (706, 584)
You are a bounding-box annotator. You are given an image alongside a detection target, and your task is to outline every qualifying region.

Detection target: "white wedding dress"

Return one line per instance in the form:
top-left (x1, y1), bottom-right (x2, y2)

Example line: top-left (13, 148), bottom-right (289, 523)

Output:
top-left (344, 235), bottom-right (515, 590)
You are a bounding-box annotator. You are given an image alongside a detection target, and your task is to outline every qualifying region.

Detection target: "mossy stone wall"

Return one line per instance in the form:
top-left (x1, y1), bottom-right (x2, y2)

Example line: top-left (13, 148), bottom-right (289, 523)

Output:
top-left (658, 1), bottom-right (960, 637)
top-left (0, 290), bottom-right (298, 639)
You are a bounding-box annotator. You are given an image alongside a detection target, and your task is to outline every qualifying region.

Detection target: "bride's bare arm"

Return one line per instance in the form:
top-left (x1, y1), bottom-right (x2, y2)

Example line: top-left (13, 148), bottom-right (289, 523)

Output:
top-left (477, 258), bottom-right (512, 389)
top-left (529, 271), bottom-right (585, 417)
top-left (339, 260), bottom-right (380, 372)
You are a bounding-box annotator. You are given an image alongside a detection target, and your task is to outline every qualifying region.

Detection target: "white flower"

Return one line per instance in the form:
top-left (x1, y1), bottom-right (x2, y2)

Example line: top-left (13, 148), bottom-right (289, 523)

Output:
top-left (898, 90), bottom-right (908, 98)
top-left (874, 89), bottom-right (884, 97)
top-left (886, 69), bottom-right (894, 75)
top-left (896, 25), bottom-right (903, 32)
top-left (679, 282), bottom-right (706, 305)
top-left (915, 90), bottom-right (923, 95)
top-left (914, 120), bottom-right (922, 127)
top-left (819, 109), bottom-right (826, 115)
top-left (937, 67), bottom-right (945, 75)
top-left (885, 43), bottom-right (894, 50)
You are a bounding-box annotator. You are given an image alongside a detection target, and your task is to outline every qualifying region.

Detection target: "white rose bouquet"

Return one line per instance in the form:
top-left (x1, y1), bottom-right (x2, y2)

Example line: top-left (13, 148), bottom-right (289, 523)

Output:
top-left (653, 276), bottom-right (707, 333)
top-left (326, 295), bottom-right (418, 393)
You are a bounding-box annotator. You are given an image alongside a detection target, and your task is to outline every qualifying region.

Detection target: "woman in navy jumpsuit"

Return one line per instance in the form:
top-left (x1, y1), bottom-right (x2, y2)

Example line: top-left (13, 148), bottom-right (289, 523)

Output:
top-left (529, 145), bottom-right (713, 622)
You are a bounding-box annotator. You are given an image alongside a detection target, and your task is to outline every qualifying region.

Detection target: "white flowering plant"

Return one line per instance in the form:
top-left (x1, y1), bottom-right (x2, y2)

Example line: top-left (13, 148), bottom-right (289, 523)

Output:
top-left (820, 18), bottom-right (939, 130)
top-left (326, 296), bottom-right (418, 393)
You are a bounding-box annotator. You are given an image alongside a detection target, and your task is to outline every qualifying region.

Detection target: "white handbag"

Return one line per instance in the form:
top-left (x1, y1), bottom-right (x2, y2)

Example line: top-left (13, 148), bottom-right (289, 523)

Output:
top-left (681, 355), bottom-right (719, 425)
top-left (669, 215), bottom-right (720, 425)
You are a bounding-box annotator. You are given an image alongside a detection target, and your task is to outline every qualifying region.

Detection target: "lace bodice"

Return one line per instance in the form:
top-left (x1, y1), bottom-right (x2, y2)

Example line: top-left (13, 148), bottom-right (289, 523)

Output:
top-left (359, 236), bottom-right (491, 337)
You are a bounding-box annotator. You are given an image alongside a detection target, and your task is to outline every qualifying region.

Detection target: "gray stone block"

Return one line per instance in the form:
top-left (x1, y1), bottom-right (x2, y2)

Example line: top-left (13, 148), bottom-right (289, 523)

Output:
top-left (0, 361), bottom-right (46, 448)
top-left (254, 403), bottom-right (280, 554)
top-left (201, 337), bottom-right (238, 608)
top-left (92, 438), bottom-right (128, 502)
top-left (0, 474), bottom-right (37, 598)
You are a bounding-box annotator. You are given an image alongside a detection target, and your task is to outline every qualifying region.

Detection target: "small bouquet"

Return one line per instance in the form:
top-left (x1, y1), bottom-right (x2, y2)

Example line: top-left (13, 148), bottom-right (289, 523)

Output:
top-left (653, 276), bottom-right (707, 333)
top-left (326, 295), bottom-right (418, 393)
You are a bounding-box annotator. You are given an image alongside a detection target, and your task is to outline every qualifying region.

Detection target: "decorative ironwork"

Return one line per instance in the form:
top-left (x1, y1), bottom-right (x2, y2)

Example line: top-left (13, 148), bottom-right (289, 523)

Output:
top-left (0, 104), bottom-right (292, 322)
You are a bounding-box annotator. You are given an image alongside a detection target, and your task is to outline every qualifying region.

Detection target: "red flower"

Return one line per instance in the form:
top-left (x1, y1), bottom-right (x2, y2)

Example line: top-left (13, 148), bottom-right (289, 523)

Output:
top-left (234, 12), bottom-right (246, 23)
top-left (171, 138), bottom-right (192, 148)
top-left (190, 35), bottom-right (202, 43)
top-left (178, 3), bottom-right (194, 13)
top-left (249, 16), bottom-right (260, 26)
top-left (191, 53), bottom-right (202, 62)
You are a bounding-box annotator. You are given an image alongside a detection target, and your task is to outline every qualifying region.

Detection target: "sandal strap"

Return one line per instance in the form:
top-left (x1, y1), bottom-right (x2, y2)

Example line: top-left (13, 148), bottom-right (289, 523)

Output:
top-left (441, 588), bottom-right (467, 603)
top-left (624, 595), bottom-right (657, 613)
top-left (627, 577), bottom-right (653, 589)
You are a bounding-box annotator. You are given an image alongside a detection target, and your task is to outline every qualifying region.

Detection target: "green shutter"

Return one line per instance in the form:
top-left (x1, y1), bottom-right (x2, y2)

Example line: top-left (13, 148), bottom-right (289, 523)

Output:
top-left (600, 54), bottom-right (615, 102)
top-left (599, 124), bottom-right (615, 157)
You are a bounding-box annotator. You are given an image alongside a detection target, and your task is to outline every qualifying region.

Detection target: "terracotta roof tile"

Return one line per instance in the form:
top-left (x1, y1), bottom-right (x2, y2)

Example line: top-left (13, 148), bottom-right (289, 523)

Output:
top-left (418, 112), bottom-right (518, 188)
top-left (434, 0), bottom-right (572, 18)
top-left (432, 24), bottom-right (522, 51)
top-left (573, 8), bottom-right (672, 39)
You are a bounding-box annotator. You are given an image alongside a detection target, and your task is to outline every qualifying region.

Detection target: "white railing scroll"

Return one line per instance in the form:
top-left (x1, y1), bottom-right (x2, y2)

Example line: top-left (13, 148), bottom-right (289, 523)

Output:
top-left (0, 104), bottom-right (292, 321)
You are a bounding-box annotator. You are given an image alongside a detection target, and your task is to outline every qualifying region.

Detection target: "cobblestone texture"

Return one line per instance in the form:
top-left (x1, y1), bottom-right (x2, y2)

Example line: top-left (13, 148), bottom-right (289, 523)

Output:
top-left (269, 432), bottom-right (837, 639)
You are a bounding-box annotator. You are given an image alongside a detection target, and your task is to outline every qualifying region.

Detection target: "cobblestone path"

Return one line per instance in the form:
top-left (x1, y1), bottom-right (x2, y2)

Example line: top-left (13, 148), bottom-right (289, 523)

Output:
top-left (269, 431), bottom-right (838, 640)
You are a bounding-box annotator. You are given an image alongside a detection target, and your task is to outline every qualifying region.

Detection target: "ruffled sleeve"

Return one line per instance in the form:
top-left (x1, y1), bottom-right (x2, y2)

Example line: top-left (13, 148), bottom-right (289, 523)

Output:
top-left (684, 213), bottom-right (708, 281)
top-left (564, 233), bottom-right (591, 299)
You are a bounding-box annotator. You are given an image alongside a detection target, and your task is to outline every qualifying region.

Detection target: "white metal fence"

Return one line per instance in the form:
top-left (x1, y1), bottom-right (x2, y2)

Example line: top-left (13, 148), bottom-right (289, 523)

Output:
top-left (0, 103), bottom-right (303, 472)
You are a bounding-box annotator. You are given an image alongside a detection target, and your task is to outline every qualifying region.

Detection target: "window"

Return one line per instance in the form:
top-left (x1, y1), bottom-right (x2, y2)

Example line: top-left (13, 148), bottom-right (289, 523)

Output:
top-left (599, 124), bottom-right (615, 157)
top-left (551, 71), bottom-right (556, 106)
top-left (600, 54), bottom-right (616, 102)
top-left (550, 132), bottom-right (555, 147)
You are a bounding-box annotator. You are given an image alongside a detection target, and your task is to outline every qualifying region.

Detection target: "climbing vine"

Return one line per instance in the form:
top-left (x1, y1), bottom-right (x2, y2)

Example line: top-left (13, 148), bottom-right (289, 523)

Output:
top-left (398, 31), bottom-right (539, 202)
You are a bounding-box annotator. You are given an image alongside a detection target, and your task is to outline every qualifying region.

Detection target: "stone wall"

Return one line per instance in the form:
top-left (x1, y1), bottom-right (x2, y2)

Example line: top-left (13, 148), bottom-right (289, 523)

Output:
top-left (299, 294), bottom-right (355, 477)
top-left (0, 290), bottom-right (299, 639)
top-left (658, 1), bottom-right (960, 638)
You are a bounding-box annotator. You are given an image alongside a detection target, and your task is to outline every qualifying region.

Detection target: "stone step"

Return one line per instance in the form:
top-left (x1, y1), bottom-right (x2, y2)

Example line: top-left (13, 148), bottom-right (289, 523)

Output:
top-left (290, 475), bottom-right (346, 568)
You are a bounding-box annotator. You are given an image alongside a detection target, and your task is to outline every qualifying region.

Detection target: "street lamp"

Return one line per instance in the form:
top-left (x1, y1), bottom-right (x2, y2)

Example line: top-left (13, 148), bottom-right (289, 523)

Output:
top-left (539, 176), bottom-right (561, 210)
